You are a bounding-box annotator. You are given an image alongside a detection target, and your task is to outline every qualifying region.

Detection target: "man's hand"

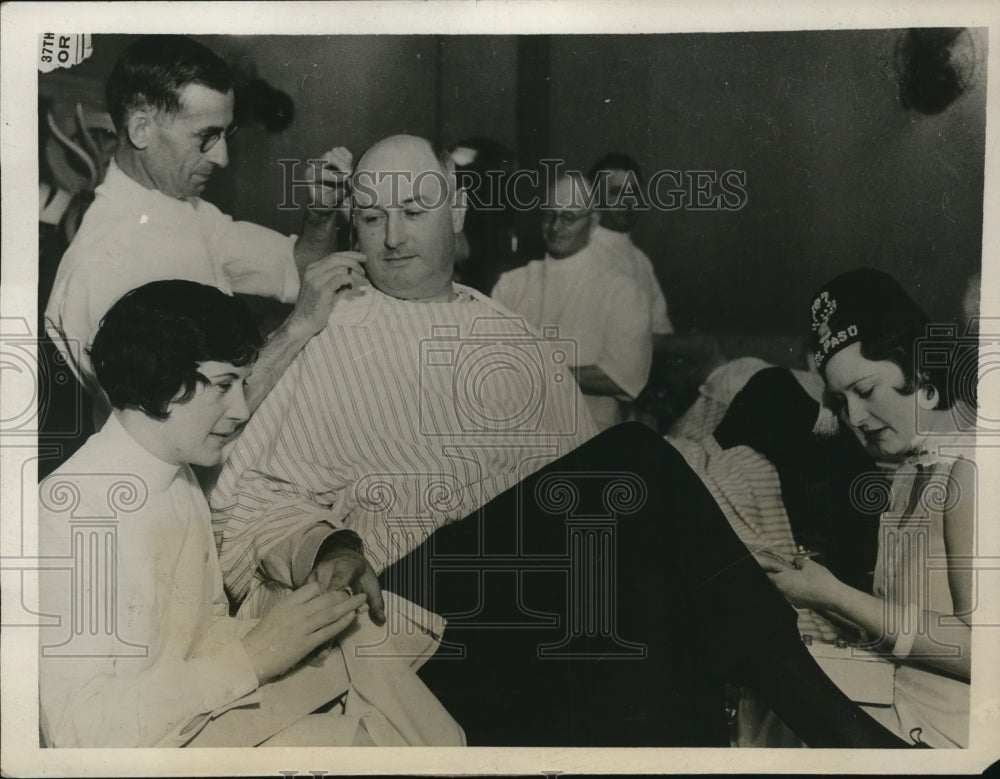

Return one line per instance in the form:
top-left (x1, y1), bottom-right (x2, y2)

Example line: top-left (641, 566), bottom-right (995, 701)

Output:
top-left (241, 582), bottom-right (367, 684)
top-left (308, 146), bottom-right (353, 212)
top-left (309, 545), bottom-right (387, 626)
top-left (287, 251), bottom-right (369, 337)
top-left (294, 147), bottom-right (354, 271)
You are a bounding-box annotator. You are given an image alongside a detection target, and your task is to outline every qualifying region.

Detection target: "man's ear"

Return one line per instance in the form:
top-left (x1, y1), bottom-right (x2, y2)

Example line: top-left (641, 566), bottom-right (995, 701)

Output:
top-left (125, 110), bottom-right (154, 151)
top-left (451, 182), bottom-right (468, 234)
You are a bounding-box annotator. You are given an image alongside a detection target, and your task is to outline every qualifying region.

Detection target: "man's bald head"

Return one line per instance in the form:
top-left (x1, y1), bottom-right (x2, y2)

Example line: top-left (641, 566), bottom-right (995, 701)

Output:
top-left (548, 171), bottom-right (594, 211)
top-left (350, 134), bottom-right (466, 302)
top-left (355, 134), bottom-right (453, 182)
top-left (542, 172), bottom-right (598, 260)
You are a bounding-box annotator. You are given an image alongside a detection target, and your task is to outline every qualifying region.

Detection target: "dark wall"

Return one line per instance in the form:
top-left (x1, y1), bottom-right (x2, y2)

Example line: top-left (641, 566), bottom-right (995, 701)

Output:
top-left (438, 35), bottom-right (518, 149)
top-left (45, 30), bottom-right (986, 335)
top-left (548, 29), bottom-right (987, 333)
top-left (200, 35), bottom-right (440, 235)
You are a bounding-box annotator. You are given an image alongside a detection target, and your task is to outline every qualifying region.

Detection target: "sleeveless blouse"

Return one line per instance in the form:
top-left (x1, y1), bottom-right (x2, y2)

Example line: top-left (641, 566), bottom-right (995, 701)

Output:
top-left (862, 432), bottom-right (973, 748)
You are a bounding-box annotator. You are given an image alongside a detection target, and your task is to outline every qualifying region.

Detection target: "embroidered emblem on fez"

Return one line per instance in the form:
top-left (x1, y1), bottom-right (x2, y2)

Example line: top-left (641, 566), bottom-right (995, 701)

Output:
top-left (811, 292), bottom-right (837, 343)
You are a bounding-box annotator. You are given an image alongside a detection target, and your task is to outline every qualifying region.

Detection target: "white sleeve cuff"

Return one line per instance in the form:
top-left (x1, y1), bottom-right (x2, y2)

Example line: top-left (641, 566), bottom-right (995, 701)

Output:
top-left (281, 234), bottom-right (301, 303)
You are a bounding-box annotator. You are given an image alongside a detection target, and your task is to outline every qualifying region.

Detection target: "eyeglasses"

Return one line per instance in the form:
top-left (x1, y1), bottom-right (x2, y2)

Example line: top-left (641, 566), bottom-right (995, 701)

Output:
top-left (199, 123), bottom-right (239, 154)
top-left (541, 210), bottom-right (591, 227)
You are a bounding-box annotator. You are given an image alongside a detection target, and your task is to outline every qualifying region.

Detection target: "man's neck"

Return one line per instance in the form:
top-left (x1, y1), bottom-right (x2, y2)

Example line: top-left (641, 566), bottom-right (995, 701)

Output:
top-left (114, 150), bottom-right (169, 197)
top-left (397, 285), bottom-right (458, 303)
top-left (546, 245), bottom-right (591, 262)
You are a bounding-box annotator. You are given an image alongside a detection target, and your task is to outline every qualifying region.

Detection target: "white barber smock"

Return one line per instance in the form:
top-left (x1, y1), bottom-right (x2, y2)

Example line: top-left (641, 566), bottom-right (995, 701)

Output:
top-left (492, 247), bottom-right (653, 430)
top-left (44, 160), bottom-right (299, 424)
top-left (589, 225), bottom-right (673, 335)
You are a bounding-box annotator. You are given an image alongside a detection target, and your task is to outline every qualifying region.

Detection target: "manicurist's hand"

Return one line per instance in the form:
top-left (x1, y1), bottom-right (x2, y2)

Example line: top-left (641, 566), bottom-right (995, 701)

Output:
top-left (762, 557), bottom-right (843, 611)
top-left (241, 582), bottom-right (367, 683)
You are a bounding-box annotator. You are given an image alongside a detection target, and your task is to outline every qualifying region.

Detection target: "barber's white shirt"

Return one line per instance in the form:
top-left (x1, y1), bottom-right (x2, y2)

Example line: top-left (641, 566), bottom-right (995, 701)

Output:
top-left (44, 160), bottom-right (299, 423)
top-left (492, 246), bottom-right (653, 430)
top-left (589, 225), bottom-right (673, 335)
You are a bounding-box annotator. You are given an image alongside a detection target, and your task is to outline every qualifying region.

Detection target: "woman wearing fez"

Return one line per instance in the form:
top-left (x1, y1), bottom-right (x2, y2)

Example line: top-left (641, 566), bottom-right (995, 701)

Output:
top-left (761, 268), bottom-right (975, 748)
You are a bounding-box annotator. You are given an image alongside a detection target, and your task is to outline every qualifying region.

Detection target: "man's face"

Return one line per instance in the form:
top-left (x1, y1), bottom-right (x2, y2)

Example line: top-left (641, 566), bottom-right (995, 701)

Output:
top-left (597, 167), bottom-right (642, 233)
top-left (159, 361), bottom-right (251, 467)
top-left (352, 136), bottom-right (465, 301)
top-left (542, 176), bottom-right (596, 260)
top-left (142, 84), bottom-right (235, 199)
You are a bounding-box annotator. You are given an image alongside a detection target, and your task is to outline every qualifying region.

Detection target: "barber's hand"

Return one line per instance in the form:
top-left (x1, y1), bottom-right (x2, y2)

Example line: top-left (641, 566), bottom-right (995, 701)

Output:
top-left (309, 545), bottom-right (387, 627)
top-left (288, 251), bottom-right (369, 336)
top-left (308, 146), bottom-right (353, 211)
top-left (241, 582), bottom-right (367, 683)
top-left (764, 558), bottom-right (841, 611)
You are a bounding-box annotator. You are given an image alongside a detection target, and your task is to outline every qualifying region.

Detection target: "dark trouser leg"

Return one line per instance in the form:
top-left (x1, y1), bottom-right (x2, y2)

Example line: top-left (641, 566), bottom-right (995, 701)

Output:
top-left (382, 423), bottom-right (905, 747)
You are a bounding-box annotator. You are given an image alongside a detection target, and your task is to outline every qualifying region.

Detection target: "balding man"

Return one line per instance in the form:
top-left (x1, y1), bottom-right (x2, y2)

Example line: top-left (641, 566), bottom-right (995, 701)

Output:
top-left (492, 171), bottom-right (653, 430)
top-left (211, 134), bottom-right (593, 618)
top-left (209, 135), bottom-right (904, 749)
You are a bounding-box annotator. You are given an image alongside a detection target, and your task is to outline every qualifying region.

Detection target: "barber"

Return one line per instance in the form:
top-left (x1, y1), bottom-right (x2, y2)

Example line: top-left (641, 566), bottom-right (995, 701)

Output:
top-left (45, 34), bottom-right (367, 426)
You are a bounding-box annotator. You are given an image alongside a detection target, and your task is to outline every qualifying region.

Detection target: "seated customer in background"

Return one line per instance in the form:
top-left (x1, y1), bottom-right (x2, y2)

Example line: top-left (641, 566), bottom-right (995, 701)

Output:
top-left (38, 281), bottom-right (375, 747)
top-left (492, 170), bottom-right (653, 430)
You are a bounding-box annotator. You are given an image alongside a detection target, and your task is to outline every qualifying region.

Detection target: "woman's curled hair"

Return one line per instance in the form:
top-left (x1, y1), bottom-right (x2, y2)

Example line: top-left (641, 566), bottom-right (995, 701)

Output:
top-left (89, 280), bottom-right (263, 419)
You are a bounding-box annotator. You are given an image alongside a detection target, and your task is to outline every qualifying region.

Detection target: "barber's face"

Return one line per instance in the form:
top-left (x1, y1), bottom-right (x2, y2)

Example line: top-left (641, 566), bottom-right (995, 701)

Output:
top-left (159, 361), bottom-right (251, 467)
top-left (352, 139), bottom-right (465, 301)
top-left (542, 176), bottom-right (597, 260)
top-left (141, 84), bottom-right (235, 199)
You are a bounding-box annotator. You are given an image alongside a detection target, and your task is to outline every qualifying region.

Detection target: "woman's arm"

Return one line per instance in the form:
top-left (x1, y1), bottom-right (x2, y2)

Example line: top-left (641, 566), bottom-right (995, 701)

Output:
top-left (943, 457), bottom-right (975, 631)
top-left (820, 566), bottom-right (970, 680)
top-left (763, 458), bottom-right (974, 682)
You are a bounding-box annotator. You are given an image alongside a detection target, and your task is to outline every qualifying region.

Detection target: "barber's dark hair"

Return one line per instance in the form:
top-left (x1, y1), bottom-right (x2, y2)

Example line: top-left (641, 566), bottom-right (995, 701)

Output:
top-left (106, 35), bottom-right (233, 134)
top-left (89, 280), bottom-right (262, 420)
top-left (587, 152), bottom-right (643, 185)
